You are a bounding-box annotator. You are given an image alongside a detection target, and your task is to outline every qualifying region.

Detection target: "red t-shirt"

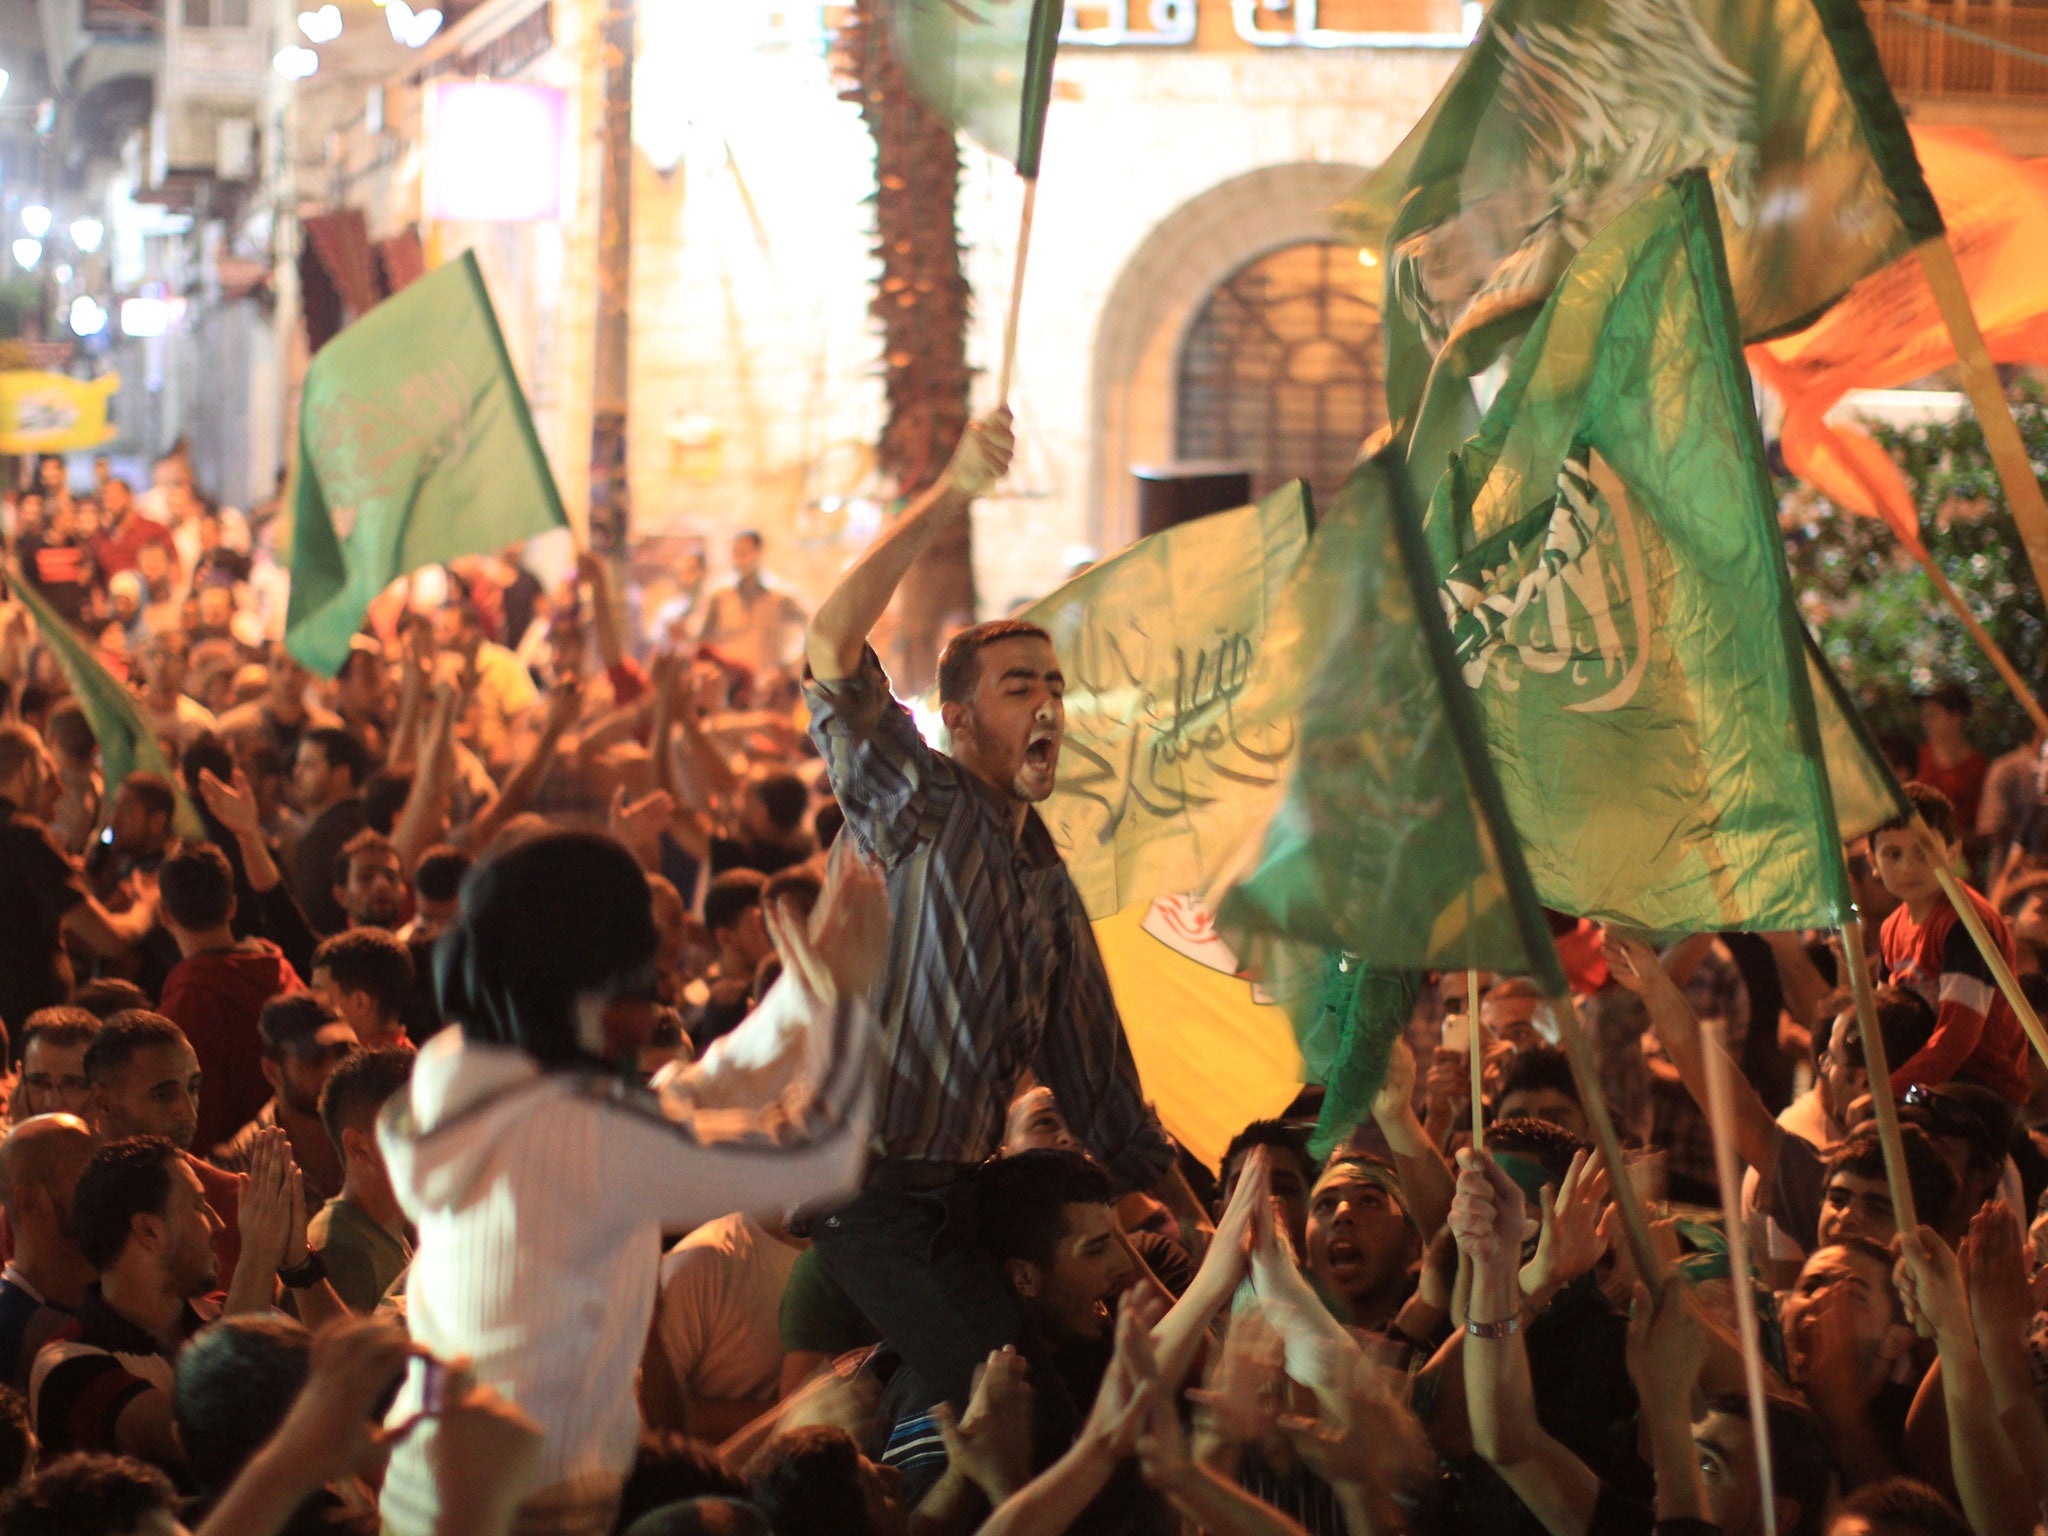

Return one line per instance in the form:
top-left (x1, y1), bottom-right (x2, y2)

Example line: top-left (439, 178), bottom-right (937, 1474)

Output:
top-left (1878, 883), bottom-right (2031, 1102)
top-left (91, 515), bottom-right (174, 577)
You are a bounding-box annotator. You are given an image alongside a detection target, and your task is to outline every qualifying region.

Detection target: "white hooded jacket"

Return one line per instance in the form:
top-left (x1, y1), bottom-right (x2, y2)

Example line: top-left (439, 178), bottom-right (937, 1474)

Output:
top-left (375, 975), bottom-right (875, 1536)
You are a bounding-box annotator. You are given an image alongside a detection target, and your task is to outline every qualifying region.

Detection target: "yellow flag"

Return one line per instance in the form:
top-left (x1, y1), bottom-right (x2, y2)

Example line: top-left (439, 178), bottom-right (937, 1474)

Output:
top-left (1092, 898), bottom-right (1302, 1171)
top-left (0, 371), bottom-right (119, 453)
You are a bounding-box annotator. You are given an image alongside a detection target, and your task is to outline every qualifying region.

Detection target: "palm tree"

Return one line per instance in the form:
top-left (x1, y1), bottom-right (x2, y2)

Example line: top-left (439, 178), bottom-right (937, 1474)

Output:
top-left (835, 0), bottom-right (975, 693)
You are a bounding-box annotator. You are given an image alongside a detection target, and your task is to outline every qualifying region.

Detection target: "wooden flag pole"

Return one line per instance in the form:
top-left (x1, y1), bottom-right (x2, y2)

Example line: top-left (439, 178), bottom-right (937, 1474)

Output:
top-left (1546, 994), bottom-right (1667, 1298)
top-left (1469, 967), bottom-right (1486, 1152)
top-left (1702, 1016), bottom-right (1780, 1536)
top-left (995, 178), bottom-right (1039, 409)
top-left (1909, 544), bottom-right (2048, 741)
top-left (1915, 819), bottom-right (2048, 1072)
top-left (1915, 235), bottom-right (2048, 608)
top-left (1839, 918), bottom-right (1919, 1236)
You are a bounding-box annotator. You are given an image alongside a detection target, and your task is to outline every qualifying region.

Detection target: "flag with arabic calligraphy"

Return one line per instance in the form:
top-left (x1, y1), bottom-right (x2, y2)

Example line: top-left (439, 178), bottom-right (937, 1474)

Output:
top-left (1212, 447), bottom-right (1568, 1154)
top-left (285, 250), bottom-right (567, 677)
top-left (1428, 171), bottom-right (1853, 935)
top-left (1343, 0), bottom-right (1942, 483)
top-left (1214, 448), bottom-right (1566, 992)
top-left (1012, 483), bottom-right (1312, 920)
top-left (893, 0), bottom-right (1063, 177)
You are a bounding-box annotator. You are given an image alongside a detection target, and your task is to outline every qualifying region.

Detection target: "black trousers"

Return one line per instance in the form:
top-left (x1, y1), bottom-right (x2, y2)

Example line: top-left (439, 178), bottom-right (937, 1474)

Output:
top-left (811, 1164), bottom-right (1082, 1481)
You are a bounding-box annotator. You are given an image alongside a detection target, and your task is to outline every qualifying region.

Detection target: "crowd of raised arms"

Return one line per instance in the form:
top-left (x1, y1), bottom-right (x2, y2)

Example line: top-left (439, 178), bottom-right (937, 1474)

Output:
top-left (0, 419), bottom-right (2045, 1536)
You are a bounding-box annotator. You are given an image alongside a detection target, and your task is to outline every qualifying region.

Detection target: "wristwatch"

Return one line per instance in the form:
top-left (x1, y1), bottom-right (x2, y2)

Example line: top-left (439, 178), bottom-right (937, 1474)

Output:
top-left (277, 1251), bottom-right (328, 1290)
top-left (1465, 1310), bottom-right (1525, 1339)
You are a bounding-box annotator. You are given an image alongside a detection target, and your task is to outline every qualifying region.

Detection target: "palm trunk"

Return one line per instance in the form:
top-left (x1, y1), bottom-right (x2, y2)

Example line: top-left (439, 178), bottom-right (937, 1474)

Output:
top-left (836, 0), bottom-right (976, 693)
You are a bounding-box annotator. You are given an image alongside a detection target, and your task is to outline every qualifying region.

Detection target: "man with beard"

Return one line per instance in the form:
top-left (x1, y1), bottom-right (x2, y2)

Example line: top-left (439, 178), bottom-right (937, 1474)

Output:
top-left (0, 1114), bottom-right (97, 1387)
top-left (280, 724), bottom-right (368, 935)
top-left (331, 829), bottom-right (406, 931)
top-left (29, 1136), bottom-right (225, 1467)
top-left (85, 1013), bottom-right (242, 1292)
top-left (211, 994), bottom-right (358, 1206)
top-left (1780, 1239), bottom-right (1921, 1490)
top-left (802, 410), bottom-right (1203, 1492)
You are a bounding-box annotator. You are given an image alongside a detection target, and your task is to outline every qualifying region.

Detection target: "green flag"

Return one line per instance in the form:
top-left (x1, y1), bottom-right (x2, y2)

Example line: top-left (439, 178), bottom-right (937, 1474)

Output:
top-left (893, 0), bottom-right (1063, 177)
top-left (1427, 171), bottom-right (1852, 936)
top-left (1213, 449), bottom-right (1567, 1153)
top-left (1216, 449), bottom-right (1567, 993)
top-left (1009, 482), bottom-right (1312, 920)
top-left (1349, 0), bottom-right (1942, 457)
top-left (9, 568), bottom-right (202, 837)
top-left (285, 251), bottom-right (567, 677)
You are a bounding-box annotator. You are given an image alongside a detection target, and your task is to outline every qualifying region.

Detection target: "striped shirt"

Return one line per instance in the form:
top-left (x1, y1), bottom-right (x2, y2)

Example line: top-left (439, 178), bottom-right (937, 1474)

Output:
top-left (29, 1284), bottom-right (217, 1458)
top-left (805, 648), bottom-right (1174, 1190)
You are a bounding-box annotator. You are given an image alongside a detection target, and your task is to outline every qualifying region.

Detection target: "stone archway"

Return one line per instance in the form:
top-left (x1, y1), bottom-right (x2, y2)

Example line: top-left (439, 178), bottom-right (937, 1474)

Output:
top-left (1087, 161), bottom-right (1376, 549)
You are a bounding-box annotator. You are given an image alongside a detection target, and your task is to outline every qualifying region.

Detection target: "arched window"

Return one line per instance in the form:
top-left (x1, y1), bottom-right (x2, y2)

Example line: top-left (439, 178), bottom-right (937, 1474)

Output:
top-left (1175, 240), bottom-right (1385, 509)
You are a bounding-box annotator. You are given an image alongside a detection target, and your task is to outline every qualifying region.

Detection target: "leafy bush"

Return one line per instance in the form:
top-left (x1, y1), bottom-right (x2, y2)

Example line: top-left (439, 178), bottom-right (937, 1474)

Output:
top-left (1780, 385), bottom-right (2048, 761)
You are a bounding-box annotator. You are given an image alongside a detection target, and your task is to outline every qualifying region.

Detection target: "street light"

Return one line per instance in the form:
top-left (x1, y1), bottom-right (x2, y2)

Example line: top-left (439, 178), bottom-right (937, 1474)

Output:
top-left (69, 218), bottom-right (103, 253)
top-left (11, 238), bottom-right (41, 270)
top-left (272, 45), bottom-right (319, 81)
top-left (20, 204), bottom-right (49, 238)
top-left (68, 296), bottom-right (106, 337)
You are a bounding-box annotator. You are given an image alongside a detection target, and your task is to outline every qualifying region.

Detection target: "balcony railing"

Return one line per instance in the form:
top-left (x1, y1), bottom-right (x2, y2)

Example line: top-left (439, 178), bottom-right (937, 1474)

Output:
top-left (1862, 0), bottom-right (2048, 100)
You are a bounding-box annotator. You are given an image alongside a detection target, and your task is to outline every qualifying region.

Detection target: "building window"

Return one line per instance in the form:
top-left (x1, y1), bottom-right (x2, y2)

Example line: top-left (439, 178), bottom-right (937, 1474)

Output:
top-left (1175, 240), bottom-right (1385, 510)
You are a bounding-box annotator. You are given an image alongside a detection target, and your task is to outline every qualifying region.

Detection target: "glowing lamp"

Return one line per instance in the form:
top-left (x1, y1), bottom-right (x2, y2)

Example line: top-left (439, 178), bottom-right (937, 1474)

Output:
top-left (424, 82), bottom-right (565, 223)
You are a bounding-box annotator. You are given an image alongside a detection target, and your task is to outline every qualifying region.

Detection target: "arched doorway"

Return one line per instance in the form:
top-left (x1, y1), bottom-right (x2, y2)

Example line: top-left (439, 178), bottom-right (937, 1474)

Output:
top-left (1085, 162), bottom-right (1376, 548)
top-left (1175, 240), bottom-right (1384, 508)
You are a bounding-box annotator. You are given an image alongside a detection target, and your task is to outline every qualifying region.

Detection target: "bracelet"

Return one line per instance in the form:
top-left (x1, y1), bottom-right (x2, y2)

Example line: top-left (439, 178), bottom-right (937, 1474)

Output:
top-left (1466, 1310), bottom-right (1524, 1340)
top-left (277, 1251), bottom-right (327, 1290)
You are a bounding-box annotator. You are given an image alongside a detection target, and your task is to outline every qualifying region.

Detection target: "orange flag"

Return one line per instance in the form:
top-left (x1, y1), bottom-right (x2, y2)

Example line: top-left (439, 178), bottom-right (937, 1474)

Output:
top-left (1751, 127), bottom-right (2048, 554)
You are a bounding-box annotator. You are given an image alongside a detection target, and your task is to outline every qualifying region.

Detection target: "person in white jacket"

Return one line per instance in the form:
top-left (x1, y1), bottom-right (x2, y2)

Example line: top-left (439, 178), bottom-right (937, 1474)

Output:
top-left (375, 831), bottom-right (882, 1536)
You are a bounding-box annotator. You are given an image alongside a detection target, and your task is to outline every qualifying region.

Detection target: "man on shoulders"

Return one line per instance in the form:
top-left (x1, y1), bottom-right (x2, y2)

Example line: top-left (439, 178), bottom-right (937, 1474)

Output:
top-left (802, 409), bottom-right (1206, 1482)
top-left (1869, 782), bottom-right (2032, 1103)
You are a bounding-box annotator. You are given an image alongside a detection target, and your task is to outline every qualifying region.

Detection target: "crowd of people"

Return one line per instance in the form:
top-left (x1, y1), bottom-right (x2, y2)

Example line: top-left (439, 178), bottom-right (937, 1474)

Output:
top-left (0, 411), bottom-right (2044, 1536)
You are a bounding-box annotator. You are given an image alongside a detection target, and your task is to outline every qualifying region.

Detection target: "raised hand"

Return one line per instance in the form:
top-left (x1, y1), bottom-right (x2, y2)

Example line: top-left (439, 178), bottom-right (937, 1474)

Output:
top-left (1896, 1224), bottom-right (1969, 1343)
top-left (1522, 1148), bottom-right (1611, 1302)
top-left (1963, 1201), bottom-right (2037, 1353)
top-left (1450, 1148), bottom-right (1529, 1278)
top-left (935, 1347), bottom-right (1034, 1503)
top-left (940, 408), bottom-right (1016, 501)
top-left (197, 766), bottom-right (262, 838)
top-left (1277, 1357), bottom-right (1430, 1493)
top-left (1186, 1307), bottom-right (1284, 1451)
top-left (1372, 1036), bottom-right (1418, 1124)
top-left (1624, 1280), bottom-right (1704, 1396)
top-left (268, 1316), bottom-right (416, 1483)
top-left (1599, 932), bottom-right (1669, 998)
top-left (1081, 1291), bottom-right (1168, 1459)
top-left (607, 786), bottom-right (675, 853)
top-left (543, 673), bottom-right (582, 738)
